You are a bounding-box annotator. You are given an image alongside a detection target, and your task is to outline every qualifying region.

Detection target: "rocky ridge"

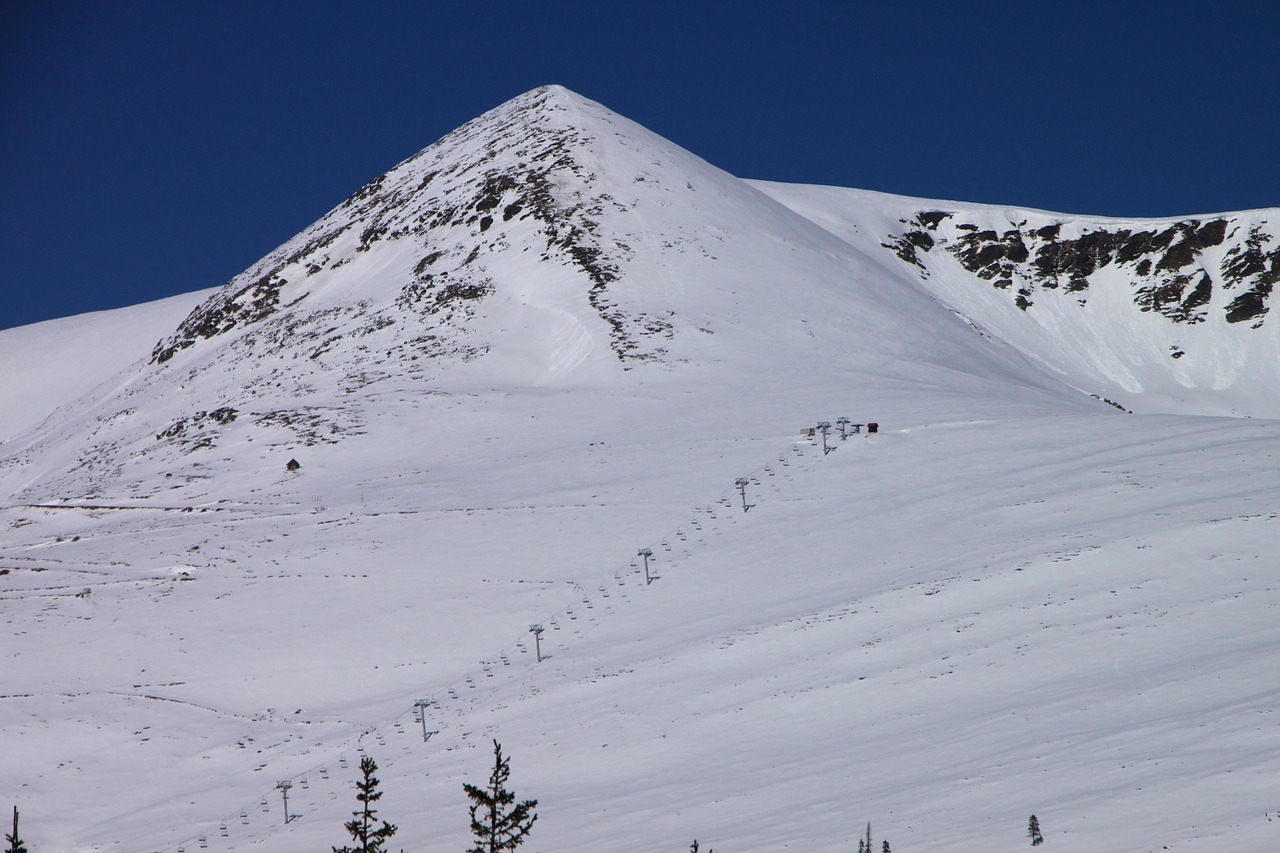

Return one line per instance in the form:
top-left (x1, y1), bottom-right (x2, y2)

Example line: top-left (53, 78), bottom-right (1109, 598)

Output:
top-left (883, 209), bottom-right (1280, 327)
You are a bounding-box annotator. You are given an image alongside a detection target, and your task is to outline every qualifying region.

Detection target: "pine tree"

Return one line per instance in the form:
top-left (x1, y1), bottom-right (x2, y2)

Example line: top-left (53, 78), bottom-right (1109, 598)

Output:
top-left (856, 820), bottom-right (893, 853)
top-left (6, 807), bottom-right (28, 853)
top-left (463, 739), bottom-right (538, 853)
top-left (1028, 814), bottom-right (1044, 846)
top-left (333, 755), bottom-right (401, 853)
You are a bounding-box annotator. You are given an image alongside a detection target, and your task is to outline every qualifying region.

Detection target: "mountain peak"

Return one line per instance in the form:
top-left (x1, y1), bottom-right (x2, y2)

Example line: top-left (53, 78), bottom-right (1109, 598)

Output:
top-left (147, 83), bottom-right (628, 371)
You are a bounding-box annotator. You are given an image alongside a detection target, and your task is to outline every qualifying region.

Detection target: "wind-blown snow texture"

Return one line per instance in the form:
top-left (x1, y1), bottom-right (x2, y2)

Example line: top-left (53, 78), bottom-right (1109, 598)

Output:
top-left (2, 86), bottom-right (1278, 853)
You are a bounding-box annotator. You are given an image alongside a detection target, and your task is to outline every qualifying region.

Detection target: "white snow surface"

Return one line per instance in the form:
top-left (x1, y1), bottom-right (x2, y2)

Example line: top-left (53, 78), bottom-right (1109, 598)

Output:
top-left (0, 290), bottom-right (213, 442)
top-left (2, 86), bottom-right (1278, 853)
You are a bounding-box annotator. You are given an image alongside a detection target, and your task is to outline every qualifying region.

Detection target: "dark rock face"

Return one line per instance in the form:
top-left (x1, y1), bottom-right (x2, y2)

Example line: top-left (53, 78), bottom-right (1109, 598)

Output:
top-left (1221, 225), bottom-right (1280, 324)
top-left (154, 407), bottom-right (238, 451)
top-left (883, 211), bottom-right (1279, 327)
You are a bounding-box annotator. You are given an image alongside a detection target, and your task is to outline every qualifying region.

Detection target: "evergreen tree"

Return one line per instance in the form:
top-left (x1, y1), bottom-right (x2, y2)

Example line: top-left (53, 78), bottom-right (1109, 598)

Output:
top-left (1028, 814), bottom-right (1044, 846)
top-left (333, 755), bottom-right (401, 853)
top-left (463, 739), bottom-right (538, 853)
top-left (856, 820), bottom-right (892, 853)
top-left (6, 807), bottom-right (28, 853)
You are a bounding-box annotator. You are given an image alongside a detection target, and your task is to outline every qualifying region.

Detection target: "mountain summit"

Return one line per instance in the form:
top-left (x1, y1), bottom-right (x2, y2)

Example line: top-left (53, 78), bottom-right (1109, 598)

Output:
top-left (150, 85), bottom-right (679, 373)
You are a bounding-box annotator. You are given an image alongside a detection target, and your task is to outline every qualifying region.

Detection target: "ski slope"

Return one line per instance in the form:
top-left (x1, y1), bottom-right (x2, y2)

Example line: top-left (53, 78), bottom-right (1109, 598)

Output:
top-left (2, 86), bottom-right (1278, 853)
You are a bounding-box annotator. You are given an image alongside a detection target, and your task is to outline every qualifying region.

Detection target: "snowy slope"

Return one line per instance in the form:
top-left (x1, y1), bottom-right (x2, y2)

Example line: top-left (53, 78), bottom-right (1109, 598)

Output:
top-left (0, 290), bottom-right (211, 442)
top-left (2, 87), bottom-right (1278, 853)
top-left (752, 182), bottom-right (1280, 417)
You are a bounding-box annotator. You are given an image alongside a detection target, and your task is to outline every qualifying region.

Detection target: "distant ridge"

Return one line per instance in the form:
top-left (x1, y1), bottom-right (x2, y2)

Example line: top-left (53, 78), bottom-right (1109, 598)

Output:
top-left (754, 181), bottom-right (1280, 417)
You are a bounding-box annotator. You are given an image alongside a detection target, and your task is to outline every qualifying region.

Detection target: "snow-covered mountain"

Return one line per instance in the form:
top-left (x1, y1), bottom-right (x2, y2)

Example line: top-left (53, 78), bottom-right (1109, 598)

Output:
top-left (2, 86), bottom-right (1278, 853)
top-left (1, 86), bottom-right (1092, 510)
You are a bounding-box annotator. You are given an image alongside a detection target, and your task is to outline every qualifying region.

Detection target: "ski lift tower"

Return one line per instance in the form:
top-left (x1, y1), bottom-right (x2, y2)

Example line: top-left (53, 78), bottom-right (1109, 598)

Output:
top-left (836, 417), bottom-right (851, 440)
top-left (638, 548), bottom-right (654, 584)
top-left (414, 698), bottom-right (436, 742)
top-left (530, 624), bottom-right (545, 662)
top-left (816, 421), bottom-right (833, 455)
top-left (276, 780), bottom-right (292, 824)
top-left (735, 478), bottom-right (753, 512)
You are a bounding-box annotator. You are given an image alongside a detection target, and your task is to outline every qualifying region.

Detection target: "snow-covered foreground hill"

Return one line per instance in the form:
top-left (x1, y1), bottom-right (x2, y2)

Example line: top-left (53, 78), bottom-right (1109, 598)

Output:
top-left (2, 86), bottom-right (1278, 853)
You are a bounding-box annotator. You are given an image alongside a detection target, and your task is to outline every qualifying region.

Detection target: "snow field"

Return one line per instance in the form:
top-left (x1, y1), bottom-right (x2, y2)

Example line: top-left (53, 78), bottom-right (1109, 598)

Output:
top-left (8, 400), bottom-right (1280, 852)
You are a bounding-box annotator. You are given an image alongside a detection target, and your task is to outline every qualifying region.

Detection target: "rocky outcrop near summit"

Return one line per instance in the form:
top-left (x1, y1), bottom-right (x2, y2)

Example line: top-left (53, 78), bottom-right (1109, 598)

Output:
top-left (150, 86), bottom-right (671, 371)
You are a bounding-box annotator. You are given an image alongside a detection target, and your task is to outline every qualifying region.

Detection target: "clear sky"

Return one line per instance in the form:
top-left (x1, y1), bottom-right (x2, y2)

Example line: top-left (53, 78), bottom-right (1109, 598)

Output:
top-left (2, 0), bottom-right (1278, 331)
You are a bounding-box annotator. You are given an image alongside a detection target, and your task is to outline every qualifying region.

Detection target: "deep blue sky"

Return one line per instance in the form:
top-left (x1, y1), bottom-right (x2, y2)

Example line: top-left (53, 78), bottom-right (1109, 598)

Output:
top-left (3, 1), bottom-right (1278, 331)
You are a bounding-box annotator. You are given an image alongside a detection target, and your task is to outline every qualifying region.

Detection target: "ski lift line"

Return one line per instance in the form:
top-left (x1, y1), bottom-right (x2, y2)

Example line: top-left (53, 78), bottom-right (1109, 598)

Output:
top-left (165, 423), bottom-right (839, 851)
